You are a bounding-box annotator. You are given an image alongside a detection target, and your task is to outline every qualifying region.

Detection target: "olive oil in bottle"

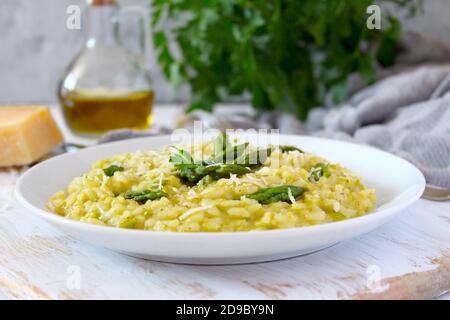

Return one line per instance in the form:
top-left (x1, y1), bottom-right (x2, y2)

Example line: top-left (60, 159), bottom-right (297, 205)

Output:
top-left (57, 0), bottom-right (155, 137)
top-left (60, 89), bottom-right (154, 135)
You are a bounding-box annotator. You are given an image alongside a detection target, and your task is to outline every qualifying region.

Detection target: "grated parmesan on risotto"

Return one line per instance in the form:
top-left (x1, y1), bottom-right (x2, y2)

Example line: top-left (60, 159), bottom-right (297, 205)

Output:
top-left (47, 136), bottom-right (376, 232)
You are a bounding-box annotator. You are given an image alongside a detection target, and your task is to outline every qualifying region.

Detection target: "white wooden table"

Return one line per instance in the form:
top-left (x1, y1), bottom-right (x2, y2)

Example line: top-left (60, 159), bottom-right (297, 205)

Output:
top-left (0, 105), bottom-right (449, 300)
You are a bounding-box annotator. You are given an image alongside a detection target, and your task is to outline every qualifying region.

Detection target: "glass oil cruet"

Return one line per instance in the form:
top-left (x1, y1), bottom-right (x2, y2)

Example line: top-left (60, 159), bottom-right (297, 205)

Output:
top-left (58, 0), bottom-right (153, 136)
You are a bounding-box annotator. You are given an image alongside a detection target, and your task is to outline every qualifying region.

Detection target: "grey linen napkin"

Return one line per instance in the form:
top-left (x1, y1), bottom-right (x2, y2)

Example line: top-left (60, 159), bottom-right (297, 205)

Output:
top-left (311, 65), bottom-right (450, 189)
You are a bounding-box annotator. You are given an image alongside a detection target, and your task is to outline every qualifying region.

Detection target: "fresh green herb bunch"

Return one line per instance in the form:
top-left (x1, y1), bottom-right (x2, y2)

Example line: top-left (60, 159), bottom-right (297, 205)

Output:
top-left (152, 0), bottom-right (420, 119)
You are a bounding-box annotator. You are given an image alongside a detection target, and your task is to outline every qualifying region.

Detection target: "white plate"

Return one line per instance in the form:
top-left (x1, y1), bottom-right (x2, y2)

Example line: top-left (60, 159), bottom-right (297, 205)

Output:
top-left (15, 134), bottom-right (425, 265)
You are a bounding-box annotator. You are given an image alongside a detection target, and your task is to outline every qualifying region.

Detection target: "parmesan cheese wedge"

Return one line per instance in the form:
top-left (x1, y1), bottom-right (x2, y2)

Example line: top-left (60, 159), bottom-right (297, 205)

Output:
top-left (0, 106), bottom-right (63, 167)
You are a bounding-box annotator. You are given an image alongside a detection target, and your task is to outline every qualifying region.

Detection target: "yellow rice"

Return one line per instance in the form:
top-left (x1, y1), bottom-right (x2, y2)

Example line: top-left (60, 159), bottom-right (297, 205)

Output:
top-left (47, 139), bottom-right (376, 232)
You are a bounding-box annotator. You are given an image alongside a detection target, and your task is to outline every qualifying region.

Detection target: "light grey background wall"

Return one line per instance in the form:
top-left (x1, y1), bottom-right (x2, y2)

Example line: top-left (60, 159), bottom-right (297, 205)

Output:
top-left (0, 0), bottom-right (449, 104)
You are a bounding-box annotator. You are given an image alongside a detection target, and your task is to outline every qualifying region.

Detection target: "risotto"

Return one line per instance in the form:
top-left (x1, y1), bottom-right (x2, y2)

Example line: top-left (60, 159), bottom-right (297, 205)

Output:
top-left (47, 134), bottom-right (376, 232)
